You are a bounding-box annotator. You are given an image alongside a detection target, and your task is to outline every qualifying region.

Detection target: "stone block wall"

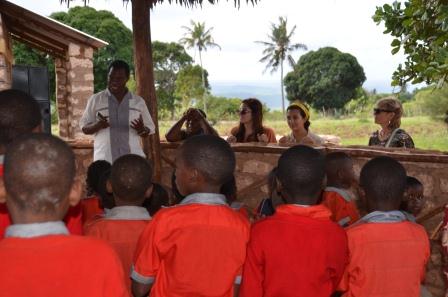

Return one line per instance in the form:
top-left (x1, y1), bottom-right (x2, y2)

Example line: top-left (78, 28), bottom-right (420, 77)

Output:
top-left (70, 141), bottom-right (448, 296)
top-left (56, 43), bottom-right (94, 139)
top-left (0, 13), bottom-right (12, 91)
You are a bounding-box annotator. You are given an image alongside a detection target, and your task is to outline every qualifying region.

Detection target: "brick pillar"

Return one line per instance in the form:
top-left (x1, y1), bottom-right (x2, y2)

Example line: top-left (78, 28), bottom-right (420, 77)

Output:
top-left (58, 42), bottom-right (94, 140)
top-left (0, 13), bottom-right (12, 91)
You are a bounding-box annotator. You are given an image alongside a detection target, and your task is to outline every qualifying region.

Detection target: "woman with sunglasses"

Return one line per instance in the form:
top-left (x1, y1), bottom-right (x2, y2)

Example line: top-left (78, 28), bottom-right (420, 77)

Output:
top-left (369, 97), bottom-right (414, 148)
top-left (278, 101), bottom-right (323, 145)
top-left (227, 98), bottom-right (277, 143)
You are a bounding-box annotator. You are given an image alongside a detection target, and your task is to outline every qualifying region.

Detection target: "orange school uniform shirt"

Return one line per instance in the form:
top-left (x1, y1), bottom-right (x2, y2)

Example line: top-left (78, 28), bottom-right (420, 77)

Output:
top-left (338, 211), bottom-right (430, 297)
top-left (81, 195), bottom-right (104, 224)
top-left (0, 221), bottom-right (129, 297)
top-left (322, 187), bottom-right (360, 227)
top-left (132, 193), bottom-right (250, 297)
top-left (85, 206), bottom-right (151, 289)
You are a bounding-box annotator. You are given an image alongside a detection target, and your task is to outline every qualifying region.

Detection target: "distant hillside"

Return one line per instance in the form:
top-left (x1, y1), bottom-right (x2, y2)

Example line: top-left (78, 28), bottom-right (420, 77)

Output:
top-left (211, 82), bottom-right (282, 109)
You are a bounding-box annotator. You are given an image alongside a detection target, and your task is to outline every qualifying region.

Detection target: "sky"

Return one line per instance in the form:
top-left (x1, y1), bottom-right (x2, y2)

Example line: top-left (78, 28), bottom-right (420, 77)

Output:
top-left (10, 0), bottom-right (412, 94)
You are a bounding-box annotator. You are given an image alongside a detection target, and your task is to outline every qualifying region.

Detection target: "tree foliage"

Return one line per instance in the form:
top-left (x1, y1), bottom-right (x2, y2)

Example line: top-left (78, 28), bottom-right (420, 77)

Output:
top-left (256, 16), bottom-right (307, 113)
top-left (175, 65), bottom-right (209, 109)
top-left (284, 47), bottom-right (366, 110)
top-left (153, 41), bottom-right (193, 118)
top-left (373, 1), bottom-right (448, 87)
top-left (51, 6), bottom-right (133, 92)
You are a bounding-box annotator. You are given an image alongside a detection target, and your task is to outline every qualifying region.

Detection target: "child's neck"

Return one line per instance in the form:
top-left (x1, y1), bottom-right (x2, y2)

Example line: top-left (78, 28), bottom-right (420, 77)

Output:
top-left (326, 180), bottom-right (350, 189)
top-left (189, 185), bottom-right (222, 195)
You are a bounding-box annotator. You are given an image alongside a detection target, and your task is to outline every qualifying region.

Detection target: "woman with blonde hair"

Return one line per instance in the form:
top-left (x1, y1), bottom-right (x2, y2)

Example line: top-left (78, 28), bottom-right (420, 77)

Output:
top-left (368, 97), bottom-right (414, 148)
top-left (279, 101), bottom-right (323, 145)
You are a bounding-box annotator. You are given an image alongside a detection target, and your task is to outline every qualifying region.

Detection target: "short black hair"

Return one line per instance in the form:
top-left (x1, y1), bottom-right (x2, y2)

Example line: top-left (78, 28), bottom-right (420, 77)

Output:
top-left (4, 133), bottom-right (75, 214)
top-left (0, 89), bottom-right (41, 146)
top-left (325, 152), bottom-right (352, 179)
top-left (142, 183), bottom-right (169, 216)
top-left (360, 156), bottom-right (406, 209)
top-left (277, 145), bottom-right (325, 203)
top-left (86, 160), bottom-right (111, 195)
top-left (108, 60), bottom-right (130, 78)
top-left (110, 154), bottom-right (153, 202)
top-left (406, 176), bottom-right (423, 189)
top-left (179, 135), bottom-right (236, 186)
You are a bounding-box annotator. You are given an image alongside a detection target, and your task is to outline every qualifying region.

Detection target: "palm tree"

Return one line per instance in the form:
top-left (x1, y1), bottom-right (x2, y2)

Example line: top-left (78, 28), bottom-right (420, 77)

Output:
top-left (256, 17), bottom-right (307, 114)
top-left (180, 20), bottom-right (221, 114)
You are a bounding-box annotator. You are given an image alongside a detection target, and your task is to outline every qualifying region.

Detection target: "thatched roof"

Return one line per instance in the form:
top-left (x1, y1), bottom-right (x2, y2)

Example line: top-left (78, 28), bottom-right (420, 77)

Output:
top-left (60, 0), bottom-right (258, 9)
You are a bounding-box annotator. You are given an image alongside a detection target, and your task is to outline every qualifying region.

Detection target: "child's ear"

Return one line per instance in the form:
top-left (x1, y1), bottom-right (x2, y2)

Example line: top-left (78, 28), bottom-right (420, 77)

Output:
top-left (106, 179), bottom-right (113, 194)
top-left (145, 183), bottom-right (154, 198)
top-left (0, 177), bottom-right (5, 204)
top-left (275, 177), bottom-right (283, 194)
top-left (68, 180), bottom-right (82, 207)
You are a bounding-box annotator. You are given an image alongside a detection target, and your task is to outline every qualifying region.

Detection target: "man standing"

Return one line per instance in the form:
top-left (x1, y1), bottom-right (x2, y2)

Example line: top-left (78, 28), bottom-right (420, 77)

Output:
top-left (80, 60), bottom-right (155, 163)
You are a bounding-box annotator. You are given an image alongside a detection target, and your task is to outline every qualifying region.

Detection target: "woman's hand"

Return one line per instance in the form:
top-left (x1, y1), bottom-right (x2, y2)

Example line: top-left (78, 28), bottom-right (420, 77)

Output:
top-left (278, 136), bottom-right (288, 144)
top-left (257, 133), bottom-right (269, 143)
top-left (227, 135), bottom-right (237, 143)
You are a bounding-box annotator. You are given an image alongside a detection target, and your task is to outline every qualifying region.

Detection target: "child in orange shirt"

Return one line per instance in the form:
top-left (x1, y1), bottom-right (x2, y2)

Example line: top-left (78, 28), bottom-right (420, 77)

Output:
top-left (322, 152), bottom-right (360, 227)
top-left (400, 176), bottom-right (425, 222)
top-left (337, 156), bottom-right (430, 297)
top-left (85, 154), bottom-right (153, 290)
top-left (131, 135), bottom-right (250, 297)
top-left (0, 133), bottom-right (128, 297)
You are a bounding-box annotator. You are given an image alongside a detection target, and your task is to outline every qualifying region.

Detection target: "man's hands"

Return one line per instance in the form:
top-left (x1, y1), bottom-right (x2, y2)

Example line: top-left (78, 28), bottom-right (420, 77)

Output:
top-left (131, 114), bottom-right (150, 136)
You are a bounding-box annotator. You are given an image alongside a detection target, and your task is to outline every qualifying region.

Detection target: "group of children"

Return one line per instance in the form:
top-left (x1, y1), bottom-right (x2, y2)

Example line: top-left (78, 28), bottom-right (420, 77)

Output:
top-left (0, 89), bottom-right (433, 297)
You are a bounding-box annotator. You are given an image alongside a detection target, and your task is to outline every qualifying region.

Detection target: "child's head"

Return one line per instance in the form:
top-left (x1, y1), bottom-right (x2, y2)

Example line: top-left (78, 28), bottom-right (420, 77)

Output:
top-left (109, 154), bottom-right (153, 206)
top-left (142, 183), bottom-right (170, 216)
top-left (359, 156), bottom-right (406, 212)
top-left (0, 89), bottom-right (42, 154)
top-left (325, 152), bottom-right (355, 188)
top-left (276, 145), bottom-right (325, 205)
top-left (1, 133), bottom-right (80, 222)
top-left (401, 176), bottom-right (425, 217)
top-left (175, 135), bottom-right (235, 196)
top-left (86, 160), bottom-right (111, 196)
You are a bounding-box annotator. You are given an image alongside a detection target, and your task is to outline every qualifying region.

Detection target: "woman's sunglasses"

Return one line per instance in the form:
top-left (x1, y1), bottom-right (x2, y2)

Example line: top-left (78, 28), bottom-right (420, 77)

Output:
top-left (373, 108), bottom-right (394, 115)
top-left (238, 109), bottom-right (251, 115)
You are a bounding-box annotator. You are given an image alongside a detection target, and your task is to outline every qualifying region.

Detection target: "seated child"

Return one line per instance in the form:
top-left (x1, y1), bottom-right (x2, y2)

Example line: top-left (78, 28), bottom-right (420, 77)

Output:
top-left (85, 154), bottom-right (153, 290)
top-left (81, 160), bottom-right (112, 224)
top-left (142, 183), bottom-right (169, 217)
top-left (322, 152), bottom-right (360, 227)
top-left (400, 176), bottom-right (425, 222)
top-left (0, 133), bottom-right (128, 296)
top-left (131, 135), bottom-right (250, 297)
top-left (240, 145), bottom-right (348, 297)
top-left (0, 89), bottom-right (42, 238)
top-left (337, 156), bottom-right (430, 297)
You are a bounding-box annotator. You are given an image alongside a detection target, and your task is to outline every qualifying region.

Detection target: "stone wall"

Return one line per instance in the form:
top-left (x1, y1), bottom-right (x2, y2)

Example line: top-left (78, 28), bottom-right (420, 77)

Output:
top-left (0, 13), bottom-right (12, 91)
top-left (70, 140), bottom-right (448, 296)
top-left (56, 43), bottom-right (94, 139)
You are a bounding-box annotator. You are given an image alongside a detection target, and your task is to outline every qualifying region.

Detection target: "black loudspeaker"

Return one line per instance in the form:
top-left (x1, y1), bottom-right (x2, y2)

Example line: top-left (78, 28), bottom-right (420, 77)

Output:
top-left (11, 65), bottom-right (51, 134)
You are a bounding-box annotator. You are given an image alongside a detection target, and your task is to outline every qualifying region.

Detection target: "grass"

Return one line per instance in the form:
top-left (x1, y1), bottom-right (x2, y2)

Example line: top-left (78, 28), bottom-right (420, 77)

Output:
top-left (54, 115), bottom-right (448, 152)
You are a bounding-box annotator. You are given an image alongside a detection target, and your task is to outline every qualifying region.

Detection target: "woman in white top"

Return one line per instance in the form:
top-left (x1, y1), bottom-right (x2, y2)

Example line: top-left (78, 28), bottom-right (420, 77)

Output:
top-left (279, 101), bottom-right (323, 145)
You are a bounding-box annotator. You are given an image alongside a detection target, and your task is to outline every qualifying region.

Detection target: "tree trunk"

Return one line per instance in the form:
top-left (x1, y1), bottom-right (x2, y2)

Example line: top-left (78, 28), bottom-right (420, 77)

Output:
top-left (132, 0), bottom-right (161, 181)
top-left (280, 59), bottom-right (285, 115)
top-left (198, 48), bottom-right (207, 114)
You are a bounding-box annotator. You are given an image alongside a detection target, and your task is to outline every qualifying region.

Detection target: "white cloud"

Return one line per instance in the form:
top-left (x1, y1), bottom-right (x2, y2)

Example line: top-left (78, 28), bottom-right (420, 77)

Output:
top-left (10, 0), bottom-right (410, 92)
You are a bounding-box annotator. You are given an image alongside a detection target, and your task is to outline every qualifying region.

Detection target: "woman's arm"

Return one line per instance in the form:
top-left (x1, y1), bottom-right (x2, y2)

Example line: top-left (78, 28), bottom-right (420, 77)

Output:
top-left (165, 114), bottom-right (188, 142)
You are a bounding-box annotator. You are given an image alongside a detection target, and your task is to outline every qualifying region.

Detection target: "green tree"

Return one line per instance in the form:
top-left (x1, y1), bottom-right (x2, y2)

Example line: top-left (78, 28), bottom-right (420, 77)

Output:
top-left (180, 20), bottom-right (220, 113)
top-left (152, 41), bottom-right (193, 119)
top-left (373, 1), bottom-right (448, 87)
top-left (284, 47), bottom-right (366, 111)
top-left (174, 65), bottom-right (209, 109)
top-left (256, 16), bottom-right (307, 114)
top-left (50, 6), bottom-right (133, 92)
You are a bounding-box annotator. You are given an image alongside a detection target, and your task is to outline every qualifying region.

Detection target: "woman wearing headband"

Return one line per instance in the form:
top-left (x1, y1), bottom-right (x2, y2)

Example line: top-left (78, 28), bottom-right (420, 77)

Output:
top-left (369, 97), bottom-right (414, 148)
top-left (278, 101), bottom-right (323, 145)
top-left (227, 98), bottom-right (277, 143)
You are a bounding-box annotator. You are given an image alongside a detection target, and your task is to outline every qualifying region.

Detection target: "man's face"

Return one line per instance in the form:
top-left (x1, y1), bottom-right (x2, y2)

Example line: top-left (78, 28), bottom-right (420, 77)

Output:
top-left (107, 68), bottom-right (128, 94)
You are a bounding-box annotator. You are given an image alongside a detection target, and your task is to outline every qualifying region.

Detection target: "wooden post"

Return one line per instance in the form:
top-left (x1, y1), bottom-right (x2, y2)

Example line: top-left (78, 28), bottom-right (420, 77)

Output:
top-left (132, 0), bottom-right (162, 181)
